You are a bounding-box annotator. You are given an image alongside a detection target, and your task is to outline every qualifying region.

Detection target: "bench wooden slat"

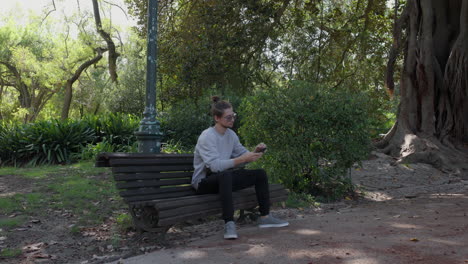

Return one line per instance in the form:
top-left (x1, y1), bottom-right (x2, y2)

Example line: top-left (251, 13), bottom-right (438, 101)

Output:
top-left (112, 165), bottom-right (194, 173)
top-left (120, 186), bottom-right (194, 197)
top-left (114, 172), bottom-right (193, 181)
top-left (158, 196), bottom-right (287, 226)
top-left (125, 190), bottom-right (197, 203)
top-left (159, 190), bottom-right (288, 219)
top-left (158, 189), bottom-right (287, 219)
top-left (156, 184), bottom-right (287, 210)
top-left (110, 158), bottom-right (194, 167)
top-left (116, 178), bottom-right (191, 189)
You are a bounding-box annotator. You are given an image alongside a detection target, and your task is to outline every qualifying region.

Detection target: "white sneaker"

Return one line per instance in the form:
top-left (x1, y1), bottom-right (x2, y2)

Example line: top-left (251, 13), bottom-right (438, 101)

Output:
top-left (224, 221), bottom-right (238, 239)
top-left (258, 215), bottom-right (289, 228)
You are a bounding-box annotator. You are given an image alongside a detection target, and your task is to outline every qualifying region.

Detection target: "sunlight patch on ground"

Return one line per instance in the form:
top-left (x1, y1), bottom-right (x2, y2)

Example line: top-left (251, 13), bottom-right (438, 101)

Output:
top-left (344, 257), bottom-right (380, 264)
top-left (245, 244), bottom-right (269, 257)
top-left (390, 223), bottom-right (423, 229)
top-left (428, 193), bottom-right (468, 198)
top-left (427, 238), bottom-right (463, 246)
top-left (0, 192), bottom-right (18, 197)
top-left (178, 250), bottom-right (207, 259)
top-left (362, 190), bottom-right (394, 201)
top-left (287, 247), bottom-right (371, 262)
top-left (294, 228), bottom-right (322, 236)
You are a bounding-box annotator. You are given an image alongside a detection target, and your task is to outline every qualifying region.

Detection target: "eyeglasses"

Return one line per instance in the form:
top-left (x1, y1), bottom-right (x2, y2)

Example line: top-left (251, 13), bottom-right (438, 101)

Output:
top-left (223, 113), bottom-right (237, 121)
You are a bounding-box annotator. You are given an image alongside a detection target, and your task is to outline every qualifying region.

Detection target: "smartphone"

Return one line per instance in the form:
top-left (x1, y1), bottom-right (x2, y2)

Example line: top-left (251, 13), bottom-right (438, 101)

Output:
top-left (255, 147), bottom-right (267, 153)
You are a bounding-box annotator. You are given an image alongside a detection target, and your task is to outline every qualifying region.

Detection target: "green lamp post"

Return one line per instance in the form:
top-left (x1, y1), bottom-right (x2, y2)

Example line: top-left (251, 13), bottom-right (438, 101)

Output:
top-left (135, 0), bottom-right (163, 153)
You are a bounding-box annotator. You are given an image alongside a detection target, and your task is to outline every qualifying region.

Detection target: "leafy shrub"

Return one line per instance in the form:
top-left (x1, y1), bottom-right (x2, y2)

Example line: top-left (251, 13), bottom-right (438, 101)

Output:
top-left (83, 113), bottom-right (140, 148)
top-left (239, 81), bottom-right (371, 200)
top-left (160, 95), bottom-right (244, 149)
top-left (0, 119), bottom-right (95, 166)
top-left (80, 140), bottom-right (137, 160)
top-left (159, 97), bottom-right (213, 149)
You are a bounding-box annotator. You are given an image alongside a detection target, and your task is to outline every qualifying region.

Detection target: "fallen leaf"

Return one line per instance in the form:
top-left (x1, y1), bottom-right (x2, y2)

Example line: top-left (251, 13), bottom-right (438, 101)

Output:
top-left (23, 242), bottom-right (46, 253)
top-left (410, 238), bottom-right (419, 242)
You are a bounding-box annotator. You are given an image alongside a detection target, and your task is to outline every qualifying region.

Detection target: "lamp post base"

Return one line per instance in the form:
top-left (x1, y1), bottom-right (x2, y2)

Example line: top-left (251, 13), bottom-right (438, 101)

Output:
top-left (135, 121), bottom-right (163, 153)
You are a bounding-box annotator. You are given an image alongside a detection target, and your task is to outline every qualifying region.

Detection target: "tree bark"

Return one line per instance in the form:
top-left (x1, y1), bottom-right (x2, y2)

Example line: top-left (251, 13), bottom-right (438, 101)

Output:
top-left (92, 0), bottom-right (119, 83)
top-left (379, 0), bottom-right (468, 174)
top-left (61, 48), bottom-right (105, 120)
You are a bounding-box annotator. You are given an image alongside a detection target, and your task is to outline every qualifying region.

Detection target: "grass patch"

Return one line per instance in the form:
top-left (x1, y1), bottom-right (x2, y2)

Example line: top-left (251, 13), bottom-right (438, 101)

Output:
top-left (0, 193), bottom-right (48, 215)
top-left (0, 248), bottom-right (22, 258)
top-left (69, 161), bottom-right (109, 175)
top-left (0, 165), bottom-right (65, 179)
top-left (0, 161), bottom-right (123, 227)
top-left (0, 198), bottom-right (21, 215)
top-left (44, 162), bottom-right (121, 225)
top-left (0, 216), bottom-right (26, 229)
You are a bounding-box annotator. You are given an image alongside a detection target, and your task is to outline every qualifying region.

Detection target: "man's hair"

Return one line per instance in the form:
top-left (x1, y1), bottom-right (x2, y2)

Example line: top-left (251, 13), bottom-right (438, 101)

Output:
top-left (210, 96), bottom-right (232, 117)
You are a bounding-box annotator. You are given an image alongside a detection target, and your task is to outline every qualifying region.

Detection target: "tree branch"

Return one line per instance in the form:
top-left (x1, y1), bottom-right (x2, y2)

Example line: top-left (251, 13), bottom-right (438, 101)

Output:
top-left (385, 1), bottom-right (409, 96)
top-left (92, 0), bottom-right (119, 83)
top-left (41, 0), bottom-right (56, 25)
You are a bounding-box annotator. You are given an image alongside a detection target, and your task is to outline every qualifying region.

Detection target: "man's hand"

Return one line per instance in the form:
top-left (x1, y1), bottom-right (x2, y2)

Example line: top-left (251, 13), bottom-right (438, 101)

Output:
top-left (233, 151), bottom-right (263, 166)
top-left (254, 143), bottom-right (267, 153)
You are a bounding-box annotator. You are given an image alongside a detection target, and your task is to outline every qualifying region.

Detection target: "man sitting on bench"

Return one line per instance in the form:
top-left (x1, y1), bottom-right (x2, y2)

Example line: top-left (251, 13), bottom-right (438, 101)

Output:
top-left (192, 96), bottom-right (289, 240)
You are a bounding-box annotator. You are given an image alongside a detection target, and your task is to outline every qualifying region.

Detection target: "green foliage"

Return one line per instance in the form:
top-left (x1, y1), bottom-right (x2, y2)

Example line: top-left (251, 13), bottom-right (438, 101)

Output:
top-left (81, 140), bottom-right (137, 160)
top-left (115, 213), bottom-right (133, 232)
top-left (285, 192), bottom-right (318, 209)
top-left (83, 113), bottom-right (140, 149)
top-left (0, 119), bottom-right (95, 166)
top-left (159, 97), bottom-right (213, 149)
top-left (0, 114), bottom-right (139, 166)
top-left (0, 248), bottom-right (22, 258)
top-left (239, 82), bottom-right (371, 200)
top-left (106, 34), bottom-right (146, 115)
top-left (161, 140), bottom-right (192, 154)
top-left (160, 94), bottom-right (244, 149)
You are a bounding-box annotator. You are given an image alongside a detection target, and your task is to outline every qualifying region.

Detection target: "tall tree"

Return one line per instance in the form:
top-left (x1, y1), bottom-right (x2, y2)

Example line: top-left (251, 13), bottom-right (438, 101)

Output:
top-left (126, 0), bottom-right (291, 102)
top-left (0, 21), bottom-right (60, 122)
top-left (380, 0), bottom-right (468, 172)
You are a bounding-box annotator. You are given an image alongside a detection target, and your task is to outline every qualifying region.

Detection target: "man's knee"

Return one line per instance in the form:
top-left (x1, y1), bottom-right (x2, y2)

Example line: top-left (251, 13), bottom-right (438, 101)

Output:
top-left (218, 170), bottom-right (234, 185)
top-left (255, 169), bottom-right (268, 182)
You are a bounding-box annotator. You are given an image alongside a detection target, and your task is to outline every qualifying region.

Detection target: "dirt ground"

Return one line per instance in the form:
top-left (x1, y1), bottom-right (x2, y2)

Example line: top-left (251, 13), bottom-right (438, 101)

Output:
top-left (1, 151), bottom-right (467, 264)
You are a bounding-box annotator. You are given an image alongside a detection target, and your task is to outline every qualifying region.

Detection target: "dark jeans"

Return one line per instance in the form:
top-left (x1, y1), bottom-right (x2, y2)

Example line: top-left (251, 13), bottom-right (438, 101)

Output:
top-left (196, 169), bottom-right (270, 223)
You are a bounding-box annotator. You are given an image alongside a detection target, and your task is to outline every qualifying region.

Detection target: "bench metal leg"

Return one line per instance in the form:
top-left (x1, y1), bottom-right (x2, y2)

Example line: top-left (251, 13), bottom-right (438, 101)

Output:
top-left (237, 208), bottom-right (259, 223)
top-left (129, 205), bottom-right (170, 233)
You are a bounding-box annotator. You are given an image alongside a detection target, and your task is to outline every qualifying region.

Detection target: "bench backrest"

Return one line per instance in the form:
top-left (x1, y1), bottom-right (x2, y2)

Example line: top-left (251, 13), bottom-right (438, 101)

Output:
top-left (96, 153), bottom-right (196, 203)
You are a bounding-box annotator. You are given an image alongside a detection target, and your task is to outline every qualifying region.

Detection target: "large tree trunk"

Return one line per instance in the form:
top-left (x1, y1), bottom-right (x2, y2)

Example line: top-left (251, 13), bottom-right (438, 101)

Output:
top-left (380, 0), bottom-right (468, 175)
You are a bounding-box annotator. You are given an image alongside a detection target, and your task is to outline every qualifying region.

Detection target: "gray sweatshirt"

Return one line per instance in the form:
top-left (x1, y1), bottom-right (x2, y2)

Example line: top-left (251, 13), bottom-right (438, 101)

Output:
top-left (192, 127), bottom-right (248, 189)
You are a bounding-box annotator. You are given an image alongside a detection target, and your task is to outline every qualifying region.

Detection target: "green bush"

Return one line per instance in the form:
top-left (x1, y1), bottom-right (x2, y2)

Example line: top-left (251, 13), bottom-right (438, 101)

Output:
top-left (160, 95), bottom-right (244, 149)
top-left (159, 97), bottom-right (213, 149)
top-left (0, 114), bottom-right (140, 166)
top-left (0, 119), bottom-right (95, 166)
top-left (239, 81), bottom-right (371, 201)
top-left (83, 113), bottom-right (140, 148)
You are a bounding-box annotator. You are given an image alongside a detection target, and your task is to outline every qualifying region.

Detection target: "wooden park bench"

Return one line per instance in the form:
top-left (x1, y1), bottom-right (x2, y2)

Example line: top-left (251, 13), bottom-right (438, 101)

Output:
top-left (95, 152), bottom-right (289, 233)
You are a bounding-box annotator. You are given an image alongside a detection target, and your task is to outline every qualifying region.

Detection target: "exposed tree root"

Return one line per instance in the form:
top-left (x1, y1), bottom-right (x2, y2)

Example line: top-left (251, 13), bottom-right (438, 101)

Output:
top-left (375, 126), bottom-right (468, 176)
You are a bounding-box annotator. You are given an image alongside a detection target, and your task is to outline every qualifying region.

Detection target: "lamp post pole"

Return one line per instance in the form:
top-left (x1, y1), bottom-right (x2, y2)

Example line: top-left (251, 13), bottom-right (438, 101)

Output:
top-left (135, 0), bottom-right (163, 153)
